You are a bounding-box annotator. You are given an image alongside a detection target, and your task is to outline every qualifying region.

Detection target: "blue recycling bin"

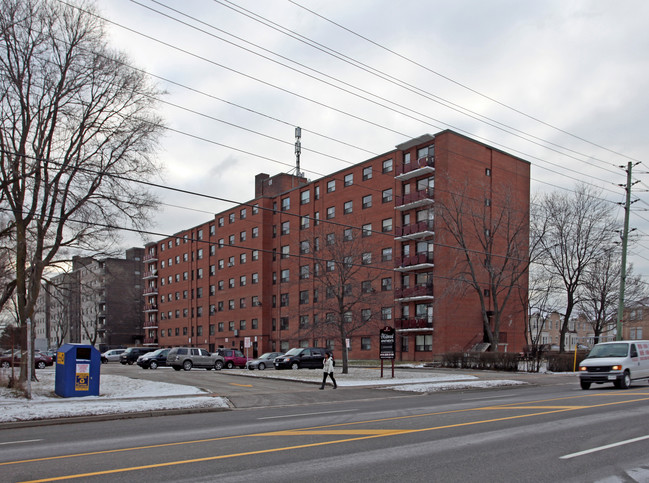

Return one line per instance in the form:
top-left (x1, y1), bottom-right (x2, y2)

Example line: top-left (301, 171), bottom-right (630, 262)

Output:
top-left (55, 344), bottom-right (101, 397)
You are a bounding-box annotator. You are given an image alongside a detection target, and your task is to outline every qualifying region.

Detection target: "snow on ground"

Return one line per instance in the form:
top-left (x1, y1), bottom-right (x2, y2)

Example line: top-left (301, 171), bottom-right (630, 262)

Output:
top-left (0, 366), bottom-right (526, 423)
top-left (0, 370), bottom-right (228, 423)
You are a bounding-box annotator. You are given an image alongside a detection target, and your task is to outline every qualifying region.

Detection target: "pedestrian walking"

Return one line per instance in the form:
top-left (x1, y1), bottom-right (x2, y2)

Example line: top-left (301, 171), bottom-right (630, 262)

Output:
top-left (320, 352), bottom-right (337, 389)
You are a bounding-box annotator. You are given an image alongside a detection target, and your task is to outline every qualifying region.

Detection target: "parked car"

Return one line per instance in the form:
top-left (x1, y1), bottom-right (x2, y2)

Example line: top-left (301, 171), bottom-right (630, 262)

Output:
top-left (166, 347), bottom-right (225, 371)
top-left (119, 347), bottom-right (156, 365)
top-left (246, 352), bottom-right (283, 370)
top-left (214, 348), bottom-right (249, 369)
top-left (0, 351), bottom-right (53, 369)
top-left (101, 348), bottom-right (126, 364)
top-left (137, 348), bottom-right (169, 369)
top-left (274, 347), bottom-right (327, 370)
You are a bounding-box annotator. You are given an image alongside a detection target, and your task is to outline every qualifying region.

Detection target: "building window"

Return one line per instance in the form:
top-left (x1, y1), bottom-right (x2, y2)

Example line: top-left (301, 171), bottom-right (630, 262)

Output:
top-left (415, 334), bottom-right (433, 351)
top-left (240, 208), bottom-right (247, 219)
top-left (280, 317), bottom-right (289, 330)
top-left (281, 245), bottom-right (290, 259)
top-left (281, 221), bottom-right (290, 235)
top-left (252, 272), bottom-right (259, 284)
top-left (327, 206), bottom-right (335, 219)
top-left (252, 319), bottom-right (258, 329)
top-left (382, 188), bottom-right (393, 203)
top-left (299, 315), bottom-right (309, 329)
top-left (326, 233), bottom-right (335, 245)
top-left (362, 223), bottom-right (372, 237)
top-left (301, 190), bottom-right (310, 205)
top-left (240, 231), bottom-right (246, 242)
top-left (362, 309), bottom-right (371, 321)
top-left (280, 293), bottom-right (289, 307)
top-left (362, 280), bottom-right (372, 293)
top-left (300, 265), bottom-right (310, 279)
top-left (486, 168), bottom-right (491, 176)
top-left (281, 269), bottom-right (290, 283)
top-left (326, 260), bottom-right (335, 272)
top-left (362, 195), bottom-right (372, 209)
top-left (381, 307), bottom-right (392, 320)
top-left (240, 275), bottom-right (247, 286)
top-left (344, 228), bottom-right (353, 241)
top-left (327, 180), bottom-right (336, 193)
top-left (361, 337), bottom-right (371, 350)
top-left (363, 166), bottom-right (372, 180)
top-left (252, 250), bottom-right (259, 261)
top-left (362, 252), bottom-right (371, 265)
top-left (300, 216), bottom-right (310, 230)
top-left (252, 227), bottom-right (259, 238)
top-left (281, 197), bottom-right (290, 211)
top-left (300, 240), bottom-right (310, 254)
top-left (344, 200), bottom-right (353, 214)
top-left (382, 218), bottom-right (393, 232)
top-left (382, 158), bottom-right (393, 173)
top-left (299, 290), bottom-right (309, 305)
top-left (401, 336), bottom-right (409, 352)
top-left (382, 247), bottom-right (392, 261)
top-left (381, 277), bottom-right (392, 291)
top-left (344, 173), bottom-right (353, 186)
top-left (240, 253), bottom-right (247, 264)
top-left (229, 213), bottom-right (235, 224)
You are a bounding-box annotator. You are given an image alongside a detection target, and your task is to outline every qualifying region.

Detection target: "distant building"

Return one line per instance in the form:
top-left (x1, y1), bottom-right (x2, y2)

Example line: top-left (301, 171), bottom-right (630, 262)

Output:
top-left (143, 130), bottom-right (531, 361)
top-left (34, 248), bottom-right (144, 350)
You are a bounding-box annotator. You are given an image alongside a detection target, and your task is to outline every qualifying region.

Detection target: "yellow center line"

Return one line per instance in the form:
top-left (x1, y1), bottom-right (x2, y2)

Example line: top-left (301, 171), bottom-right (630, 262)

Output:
top-left (9, 390), bottom-right (649, 481)
top-left (229, 383), bottom-right (253, 387)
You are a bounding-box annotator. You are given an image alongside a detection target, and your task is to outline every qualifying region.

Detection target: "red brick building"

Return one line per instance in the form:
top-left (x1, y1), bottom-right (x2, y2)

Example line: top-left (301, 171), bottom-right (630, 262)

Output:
top-left (143, 130), bottom-right (530, 361)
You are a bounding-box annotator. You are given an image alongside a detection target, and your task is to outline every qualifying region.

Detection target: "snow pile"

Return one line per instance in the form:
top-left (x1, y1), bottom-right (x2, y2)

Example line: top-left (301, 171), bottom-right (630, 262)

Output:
top-left (0, 371), bottom-right (228, 423)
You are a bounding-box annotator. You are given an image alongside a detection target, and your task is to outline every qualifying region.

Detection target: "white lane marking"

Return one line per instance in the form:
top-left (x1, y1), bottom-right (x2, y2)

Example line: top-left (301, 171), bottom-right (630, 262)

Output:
top-left (258, 409), bottom-right (357, 420)
top-left (0, 439), bottom-right (43, 446)
top-left (561, 435), bottom-right (649, 459)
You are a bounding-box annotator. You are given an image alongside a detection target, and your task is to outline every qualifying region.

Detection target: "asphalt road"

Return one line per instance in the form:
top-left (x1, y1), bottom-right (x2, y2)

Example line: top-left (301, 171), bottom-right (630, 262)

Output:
top-left (3, 371), bottom-right (649, 482)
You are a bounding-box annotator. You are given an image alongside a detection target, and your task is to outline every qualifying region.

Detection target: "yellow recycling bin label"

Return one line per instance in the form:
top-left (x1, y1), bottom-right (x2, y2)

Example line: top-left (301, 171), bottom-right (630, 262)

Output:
top-left (75, 363), bottom-right (90, 391)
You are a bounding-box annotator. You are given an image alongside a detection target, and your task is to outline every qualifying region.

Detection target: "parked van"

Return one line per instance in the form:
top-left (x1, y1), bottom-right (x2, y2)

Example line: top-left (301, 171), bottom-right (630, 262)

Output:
top-left (578, 341), bottom-right (649, 389)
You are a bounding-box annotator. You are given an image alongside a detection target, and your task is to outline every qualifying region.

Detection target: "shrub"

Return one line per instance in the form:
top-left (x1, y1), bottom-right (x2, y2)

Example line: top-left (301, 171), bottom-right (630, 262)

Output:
top-left (439, 352), bottom-right (520, 371)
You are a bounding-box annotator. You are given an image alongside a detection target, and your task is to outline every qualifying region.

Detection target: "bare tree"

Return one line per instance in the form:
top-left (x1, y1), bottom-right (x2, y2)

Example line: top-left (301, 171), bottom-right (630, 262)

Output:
top-left (535, 185), bottom-right (618, 352)
top-left (437, 181), bottom-right (530, 352)
top-left (578, 249), bottom-right (646, 343)
top-left (0, 0), bottom-right (164, 387)
top-left (301, 223), bottom-right (387, 373)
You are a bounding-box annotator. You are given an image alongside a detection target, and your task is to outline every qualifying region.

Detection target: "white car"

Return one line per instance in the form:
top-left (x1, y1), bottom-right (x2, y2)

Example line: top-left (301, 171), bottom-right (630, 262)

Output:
top-left (101, 349), bottom-right (126, 363)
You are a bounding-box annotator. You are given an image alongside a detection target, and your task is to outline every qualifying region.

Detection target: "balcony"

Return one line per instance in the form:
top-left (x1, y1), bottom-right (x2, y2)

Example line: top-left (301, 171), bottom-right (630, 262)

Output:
top-left (143, 270), bottom-right (158, 279)
top-left (143, 252), bottom-right (158, 262)
top-left (142, 286), bottom-right (158, 296)
top-left (396, 317), bottom-right (433, 331)
top-left (143, 337), bottom-right (158, 346)
top-left (394, 252), bottom-right (434, 271)
top-left (395, 220), bottom-right (434, 240)
top-left (394, 285), bottom-right (433, 302)
top-left (395, 188), bottom-right (434, 211)
top-left (143, 320), bottom-right (158, 329)
top-left (395, 156), bottom-right (435, 180)
top-left (144, 303), bottom-right (158, 312)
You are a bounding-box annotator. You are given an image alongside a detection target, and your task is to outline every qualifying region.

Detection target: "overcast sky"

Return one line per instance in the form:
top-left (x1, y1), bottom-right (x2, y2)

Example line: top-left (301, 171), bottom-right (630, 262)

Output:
top-left (98, 0), bottom-right (649, 276)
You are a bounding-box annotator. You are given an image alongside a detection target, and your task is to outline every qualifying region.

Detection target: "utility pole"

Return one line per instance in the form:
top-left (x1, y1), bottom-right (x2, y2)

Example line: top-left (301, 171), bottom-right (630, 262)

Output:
top-left (616, 162), bottom-right (637, 340)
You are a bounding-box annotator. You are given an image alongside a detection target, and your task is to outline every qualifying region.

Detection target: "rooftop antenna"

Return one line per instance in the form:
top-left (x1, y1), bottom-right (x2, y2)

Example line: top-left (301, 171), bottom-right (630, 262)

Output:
top-left (295, 126), bottom-right (303, 177)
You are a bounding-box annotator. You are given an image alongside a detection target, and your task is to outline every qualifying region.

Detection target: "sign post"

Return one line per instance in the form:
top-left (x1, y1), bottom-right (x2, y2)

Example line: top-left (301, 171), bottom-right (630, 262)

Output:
top-left (379, 326), bottom-right (396, 378)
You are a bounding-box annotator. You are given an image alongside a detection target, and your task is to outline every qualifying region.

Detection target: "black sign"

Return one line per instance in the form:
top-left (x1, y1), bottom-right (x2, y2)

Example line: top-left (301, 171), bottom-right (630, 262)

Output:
top-left (379, 326), bottom-right (395, 359)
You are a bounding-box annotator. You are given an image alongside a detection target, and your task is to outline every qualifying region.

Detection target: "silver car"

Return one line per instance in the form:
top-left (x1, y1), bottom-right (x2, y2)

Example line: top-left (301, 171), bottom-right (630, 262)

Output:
top-left (166, 347), bottom-right (225, 371)
top-left (101, 349), bottom-right (125, 363)
top-left (246, 352), bottom-right (284, 370)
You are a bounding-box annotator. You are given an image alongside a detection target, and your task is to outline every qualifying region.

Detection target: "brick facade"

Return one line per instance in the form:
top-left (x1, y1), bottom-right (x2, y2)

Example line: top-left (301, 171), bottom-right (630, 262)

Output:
top-left (144, 130), bottom-right (530, 361)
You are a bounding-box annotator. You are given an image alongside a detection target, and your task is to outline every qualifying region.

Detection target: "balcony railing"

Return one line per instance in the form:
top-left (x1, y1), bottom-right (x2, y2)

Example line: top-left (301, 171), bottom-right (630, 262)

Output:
top-left (144, 304), bottom-right (158, 312)
top-left (395, 156), bottom-right (435, 178)
top-left (396, 317), bottom-right (433, 330)
top-left (394, 285), bottom-right (433, 299)
top-left (142, 286), bottom-right (158, 296)
top-left (143, 253), bottom-right (158, 262)
top-left (143, 270), bottom-right (158, 279)
top-left (395, 220), bottom-right (434, 238)
top-left (143, 337), bottom-right (158, 346)
top-left (395, 188), bottom-right (434, 208)
top-left (394, 252), bottom-right (434, 269)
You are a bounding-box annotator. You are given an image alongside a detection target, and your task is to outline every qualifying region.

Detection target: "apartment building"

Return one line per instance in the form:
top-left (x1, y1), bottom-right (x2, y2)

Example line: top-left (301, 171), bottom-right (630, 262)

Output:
top-left (144, 130), bottom-right (530, 361)
top-left (35, 248), bottom-right (145, 351)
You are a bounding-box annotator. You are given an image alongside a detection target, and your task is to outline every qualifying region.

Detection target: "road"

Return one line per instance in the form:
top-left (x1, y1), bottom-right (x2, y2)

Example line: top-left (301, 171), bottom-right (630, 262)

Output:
top-left (2, 369), bottom-right (649, 482)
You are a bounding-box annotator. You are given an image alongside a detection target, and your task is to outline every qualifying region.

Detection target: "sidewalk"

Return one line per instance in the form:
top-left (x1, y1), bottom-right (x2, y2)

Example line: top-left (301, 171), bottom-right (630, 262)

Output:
top-left (0, 366), bottom-right (575, 427)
